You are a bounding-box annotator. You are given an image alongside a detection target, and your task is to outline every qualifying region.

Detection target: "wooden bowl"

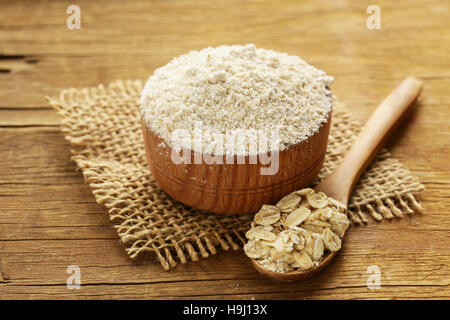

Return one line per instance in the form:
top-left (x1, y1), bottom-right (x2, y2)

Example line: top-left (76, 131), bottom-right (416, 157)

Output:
top-left (141, 109), bottom-right (331, 215)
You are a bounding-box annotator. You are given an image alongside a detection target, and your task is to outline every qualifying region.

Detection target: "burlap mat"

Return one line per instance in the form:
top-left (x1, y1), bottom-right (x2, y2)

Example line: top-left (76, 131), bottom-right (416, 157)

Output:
top-left (48, 80), bottom-right (425, 270)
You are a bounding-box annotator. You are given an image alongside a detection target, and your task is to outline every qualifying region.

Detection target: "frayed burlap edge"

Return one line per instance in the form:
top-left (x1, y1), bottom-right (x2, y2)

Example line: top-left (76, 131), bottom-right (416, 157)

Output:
top-left (47, 80), bottom-right (424, 270)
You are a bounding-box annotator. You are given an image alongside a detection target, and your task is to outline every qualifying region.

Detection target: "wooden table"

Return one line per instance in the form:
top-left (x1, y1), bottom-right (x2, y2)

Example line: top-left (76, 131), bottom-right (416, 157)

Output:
top-left (1, 0), bottom-right (449, 299)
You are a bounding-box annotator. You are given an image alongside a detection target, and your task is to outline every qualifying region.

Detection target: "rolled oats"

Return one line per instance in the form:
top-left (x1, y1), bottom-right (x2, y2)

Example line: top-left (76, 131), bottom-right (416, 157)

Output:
top-left (306, 191), bottom-right (329, 208)
top-left (304, 219), bottom-right (331, 228)
top-left (322, 227), bottom-right (342, 252)
top-left (292, 251), bottom-right (314, 269)
top-left (284, 206), bottom-right (311, 227)
top-left (276, 193), bottom-right (302, 212)
top-left (271, 229), bottom-right (302, 252)
top-left (295, 188), bottom-right (314, 196)
top-left (309, 207), bottom-right (333, 221)
top-left (304, 232), bottom-right (315, 257)
top-left (254, 205), bottom-right (281, 226)
top-left (245, 188), bottom-right (350, 273)
top-left (245, 226), bottom-right (277, 241)
top-left (329, 212), bottom-right (350, 238)
top-left (302, 223), bottom-right (328, 234)
top-left (311, 234), bottom-right (325, 261)
top-left (244, 240), bottom-right (272, 259)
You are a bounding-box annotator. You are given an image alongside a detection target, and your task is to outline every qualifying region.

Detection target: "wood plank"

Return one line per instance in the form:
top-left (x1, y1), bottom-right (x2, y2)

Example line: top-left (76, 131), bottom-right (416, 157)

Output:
top-left (0, 241), bottom-right (448, 297)
top-left (0, 0), bottom-right (449, 108)
top-left (1, 283), bottom-right (448, 300)
top-left (0, 0), bottom-right (449, 299)
top-left (1, 49), bottom-right (449, 108)
top-left (0, 128), bottom-right (448, 299)
top-left (0, 108), bottom-right (58, 126)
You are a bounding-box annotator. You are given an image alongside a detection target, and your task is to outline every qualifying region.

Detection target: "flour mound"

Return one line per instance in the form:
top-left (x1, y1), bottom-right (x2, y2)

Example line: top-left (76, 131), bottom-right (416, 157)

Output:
top-left (140, 44), bottom-right (333, 155)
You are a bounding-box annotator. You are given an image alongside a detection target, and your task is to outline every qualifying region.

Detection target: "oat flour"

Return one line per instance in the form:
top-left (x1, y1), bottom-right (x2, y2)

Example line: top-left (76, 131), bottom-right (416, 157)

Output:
top-left (140, 44), bottom-right (333, 156)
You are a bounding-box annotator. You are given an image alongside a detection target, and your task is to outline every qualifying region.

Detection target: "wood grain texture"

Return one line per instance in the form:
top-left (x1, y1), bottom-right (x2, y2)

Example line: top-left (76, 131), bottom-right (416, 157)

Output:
top-left (0, 0), bottom-right (449, 299)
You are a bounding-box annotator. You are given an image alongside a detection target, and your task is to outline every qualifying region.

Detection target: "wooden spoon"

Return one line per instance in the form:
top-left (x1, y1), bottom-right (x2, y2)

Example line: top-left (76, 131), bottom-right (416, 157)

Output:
top-left (251, 77), bottom-right (423, 282)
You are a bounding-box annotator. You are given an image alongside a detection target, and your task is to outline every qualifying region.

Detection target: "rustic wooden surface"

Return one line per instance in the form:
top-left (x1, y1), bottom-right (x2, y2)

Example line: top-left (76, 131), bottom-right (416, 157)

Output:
top-left (0, 0), bottom-right (449, 299)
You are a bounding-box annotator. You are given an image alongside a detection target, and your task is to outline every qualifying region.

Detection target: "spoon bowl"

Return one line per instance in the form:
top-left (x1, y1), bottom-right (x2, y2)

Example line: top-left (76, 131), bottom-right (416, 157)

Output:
top-left (251, 251), bottom-right (338, 282)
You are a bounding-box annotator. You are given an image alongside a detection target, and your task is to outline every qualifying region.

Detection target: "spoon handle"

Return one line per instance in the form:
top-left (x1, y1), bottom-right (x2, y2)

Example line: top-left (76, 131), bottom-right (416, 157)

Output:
top-left (315, 77), bottom-right (423, 204)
